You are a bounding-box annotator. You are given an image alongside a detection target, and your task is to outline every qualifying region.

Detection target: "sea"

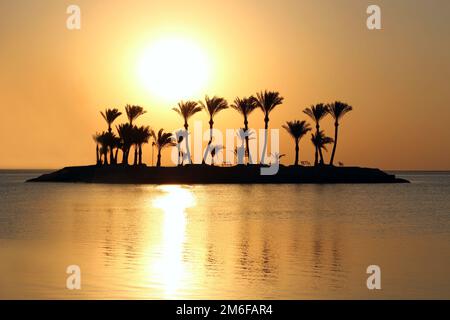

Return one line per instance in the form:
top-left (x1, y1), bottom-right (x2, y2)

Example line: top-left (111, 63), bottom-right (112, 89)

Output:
top-left (0, 170), bottom-right (449, 299)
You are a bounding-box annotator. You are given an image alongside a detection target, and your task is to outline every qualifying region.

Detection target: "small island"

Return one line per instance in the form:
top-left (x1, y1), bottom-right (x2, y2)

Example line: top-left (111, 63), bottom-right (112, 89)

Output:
top-left (28, 165), bottom-right (408, 184)
top-left (27, 91), bottom-right (409, 184)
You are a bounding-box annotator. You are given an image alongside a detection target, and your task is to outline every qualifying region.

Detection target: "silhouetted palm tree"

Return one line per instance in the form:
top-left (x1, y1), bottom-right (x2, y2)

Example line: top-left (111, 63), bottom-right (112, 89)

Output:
top-left (100, 108), bottom-right (122, 133)
top-left (303, 103), bottom-right (329, 165)
top-left (253, 91), bottom-right (284, 164)
top-left (174, 130), bottom-right (185, 166)
top-left (111, 136), bottom-right (122, 164)
top-left (199, 95), bottom-right (228, 164)
top-left (124, 105), bottom-right (146, 165)
top-left (104, 133), bottom-right (121, 165)
top-left (116, 123), bottom-right (135, 165)
top-left (134, 126), bottom-right (151, 165)
top-left (104, 131), bottom-right (118, 165)
top-left (282, 120), bottom-right (311, 166)
top-left (93, 131), bottom-right (115, 165)
top-left (311, 130), bottom-right (334, 163)
top-left (231, 97), bottom-right (257, 164)
top-left (125, 105), bottom-right (146, 126)
top-left (172, 101), bottom-right (202, 164)
top-left (92, 133), bottom-right (102, 165)
top-left (235, 128), bottom-right (255, 165)
top-left (151, 129), bottom-right (176, 167)
top-left (326, 101), bottom-right (353, 166)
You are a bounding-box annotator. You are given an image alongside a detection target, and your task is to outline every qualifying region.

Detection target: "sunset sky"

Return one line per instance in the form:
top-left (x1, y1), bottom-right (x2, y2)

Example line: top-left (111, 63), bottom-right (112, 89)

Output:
top-left (0, 0), bottom-right (449, 170)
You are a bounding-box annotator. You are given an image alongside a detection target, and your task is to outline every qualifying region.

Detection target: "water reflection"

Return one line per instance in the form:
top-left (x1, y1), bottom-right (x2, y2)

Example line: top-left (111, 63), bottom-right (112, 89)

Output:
top-left (2, 172), bottom-right (450, 299)
top-left (152, 185), bottom-right (195, 297)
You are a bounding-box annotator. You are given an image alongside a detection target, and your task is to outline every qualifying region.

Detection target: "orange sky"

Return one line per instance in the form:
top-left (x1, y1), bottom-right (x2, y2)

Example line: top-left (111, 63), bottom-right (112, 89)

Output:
top-left (0, 0), bottom-right (449, 170)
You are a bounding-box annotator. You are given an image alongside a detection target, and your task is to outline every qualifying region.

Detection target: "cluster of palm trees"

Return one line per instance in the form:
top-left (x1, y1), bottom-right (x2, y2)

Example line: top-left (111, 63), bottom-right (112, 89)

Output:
top-left (93, 91), bottom-right (352, 167)
top-left (287, 101), bottom-right (353, 166)
top-left (93, 105), bottom-right (174, 167)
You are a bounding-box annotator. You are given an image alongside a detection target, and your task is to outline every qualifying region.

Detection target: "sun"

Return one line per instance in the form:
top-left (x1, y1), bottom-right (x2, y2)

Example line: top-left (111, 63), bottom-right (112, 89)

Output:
top-left (137, 37), bottom-right (211, 103)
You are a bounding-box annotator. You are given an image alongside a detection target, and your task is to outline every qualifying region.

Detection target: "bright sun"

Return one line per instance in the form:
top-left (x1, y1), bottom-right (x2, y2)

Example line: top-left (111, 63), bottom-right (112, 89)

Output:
top-left (137, 37), bottom-right (210, 103)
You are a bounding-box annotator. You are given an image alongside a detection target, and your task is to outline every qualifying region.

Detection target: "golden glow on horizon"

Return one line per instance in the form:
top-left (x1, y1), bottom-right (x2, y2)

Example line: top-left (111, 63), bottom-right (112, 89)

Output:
top-left (137, 37), bottom-right (211, 104)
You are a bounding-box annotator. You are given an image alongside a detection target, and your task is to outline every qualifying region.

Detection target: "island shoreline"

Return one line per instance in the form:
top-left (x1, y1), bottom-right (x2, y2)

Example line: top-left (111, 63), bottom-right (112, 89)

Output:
top-left (27, 165), bottom-right (410, 184)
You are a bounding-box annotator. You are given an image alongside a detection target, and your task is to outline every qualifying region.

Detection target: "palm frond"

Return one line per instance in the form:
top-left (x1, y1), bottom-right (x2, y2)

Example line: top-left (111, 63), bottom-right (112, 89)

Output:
top-left (125, 105), bottom-right (146, 124)
top-left (282, 120), bottom-right (311, 140)
top-left (134, 125), bottom-right (151, 145)
top-left (311, 130), bottom-right (334, 151)
top-left (172, 101), bottom-right (202, 122)
top-left (152, 128), bottom-right (176, 150)
top-left (303, 103), bottom-right (329, 124)
top-left (230, 96), bottom-right (257, 116)
top-left (199, 95), bottom-right (229, 119)
top-left (101, 108), bottom-right (122, 124)
top-left (327, 101), bottom-right (353, 121)
top-left (254, 90), bottom-right (284, 116)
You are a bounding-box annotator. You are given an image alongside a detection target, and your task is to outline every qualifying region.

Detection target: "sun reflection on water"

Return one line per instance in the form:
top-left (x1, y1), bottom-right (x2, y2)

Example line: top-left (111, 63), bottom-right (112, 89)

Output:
top-left (152, 185), bottom-right (195, 297)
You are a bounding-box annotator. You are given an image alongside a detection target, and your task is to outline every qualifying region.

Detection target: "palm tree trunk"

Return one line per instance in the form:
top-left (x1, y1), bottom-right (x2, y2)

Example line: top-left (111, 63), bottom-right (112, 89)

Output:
top-left (109, 146), bottom-right (115, 165)
top-left (260, 115), bottom-right (269, 164)
top-left (330, 122), bottom-right (339, 166)
top-left (315, 123), bottom-right (320, 166)
top-left (103, 150), bottom-right (108, 165)
top-left (122, 147), bottom-right (129, 165)
top-left (319, 147), bottom-right (325, 165)
top-left (314, 147), bottom-right (318, 166)
top-left (203, 119), bottom-right (213, 164)
top-left (114, 148), bottom-right (119, 164)
top-left (156, 150), bottom-right (162, 167)
top-left (294, 139), bottom-right (299, 166)
top-left (244, 116), bottom-right (252, 164)
top-left (133, 145), bottom-right (138, 165)
top-left (245, 134), bottom-right (251, 164)
top-left (138, 145), bottom-right (143, 165)
top-left (96, 145), bottom-right (101, 165)
top-left (184, 123), bottom-right (192, 164)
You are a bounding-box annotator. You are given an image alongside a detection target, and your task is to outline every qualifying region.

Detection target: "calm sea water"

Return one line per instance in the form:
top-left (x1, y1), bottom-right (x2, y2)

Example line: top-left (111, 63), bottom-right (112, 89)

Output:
top-left (0, 170), bottom-right (449, 299)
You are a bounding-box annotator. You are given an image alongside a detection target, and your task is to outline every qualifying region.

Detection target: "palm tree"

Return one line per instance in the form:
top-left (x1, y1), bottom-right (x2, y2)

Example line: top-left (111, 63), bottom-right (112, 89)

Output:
top-left (326, 101), bottom-right (353, 166)
top-left (93, 131), bottom-right (115, 165)
top-left (235, 128), bottom-right (255, 165)
top-left (172, 101), bottom-right (202, 164)
top-left (199, 95), bottom-right (228, 164)
top-left (311, 130), bottom-right (334, 163)
top-left (116, 123), bottom-right (135, 165)
top-left (125, 104), bottom-right (146, 126)
top-left (174, 130), bottom-right (185, 166)
top-left (103, 132), bottom-right (120, 165)
top-left (104, 131), bottom-right (118, 165)
top-left (92, 133), bottom-right (102, 165)
top-left (151, 129), bottom-right (176, 167)
top-left (253, 90), bottom-right (284, 164)
top-left (100, 108), bottom-right (122, 133)
top-left (111, 135), bottom-right (122, 164)
top-left (231, 97), bottom-right (257, 164)
top-left (282, 120), bottom-right (311, 166)
top-left (124, 105), bottom-right (146, 165)
top-left (134, 126), bottom-right (151, 165)
top-left (99, 108), bottom-right (122, 163)
top-left (303, 103), bottom-right (329, 165)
